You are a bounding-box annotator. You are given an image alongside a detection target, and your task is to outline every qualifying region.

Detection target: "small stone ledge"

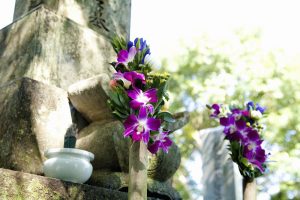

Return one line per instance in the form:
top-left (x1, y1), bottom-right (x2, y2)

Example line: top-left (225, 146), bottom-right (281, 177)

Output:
top-left (0, 168), bottom-right (128, 200)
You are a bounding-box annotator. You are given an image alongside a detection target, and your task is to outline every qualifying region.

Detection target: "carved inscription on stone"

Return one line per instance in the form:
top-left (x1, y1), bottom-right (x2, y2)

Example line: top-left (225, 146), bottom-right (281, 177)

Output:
top-left (89, 0), bottom-right (110, 32)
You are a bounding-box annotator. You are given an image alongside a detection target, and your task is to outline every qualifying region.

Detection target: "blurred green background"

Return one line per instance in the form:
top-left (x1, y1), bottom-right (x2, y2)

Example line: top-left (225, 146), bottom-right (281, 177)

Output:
top-left (160, 30), bottom-right (300, 199)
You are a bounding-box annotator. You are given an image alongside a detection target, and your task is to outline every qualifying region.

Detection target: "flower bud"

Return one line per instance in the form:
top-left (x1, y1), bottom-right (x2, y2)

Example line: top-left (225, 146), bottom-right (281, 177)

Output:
top-left (250, 110), bottom-right (263, 120)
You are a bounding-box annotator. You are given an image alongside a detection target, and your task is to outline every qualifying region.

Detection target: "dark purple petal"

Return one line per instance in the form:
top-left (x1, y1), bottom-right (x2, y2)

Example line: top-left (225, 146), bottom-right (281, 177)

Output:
top-left (147, 104), bottom-right (154, 114)
top-left (124, 71), bottom-right (146, 84)
top-left (250, 160), bottom-right (264, 172)
top-left (146, 118), bottom-right (161, 131)
top-left (148, 141), bottom-right (160, 154)
top-left (117, 50), bottom-right (128, 62)
top-left (236, 119), bottom-right (246, 130)
top-left (220, 117), bottom-right (234, 126)
top-left (124, 115), bottom-right (138, 129)
top-left (144, 88), bottom-right (158, 103)
top-left (132, 131), bottom-right (143, 142)
top-left (247, 130), bottom-right (260, 141)
top-left (127, 89), bottom-right (140, 100)
top-left (130, 100), bottom-right (143, 110)
top-left (241, 110), bottom-right (250, 117)
top-left (163, 137), bottom-right (173, 148)
top-left (255, 148), bottom-right (267, 163)
top-left (211, 104), bottom-right (221, 117)
top-left (124, 127), bottom-right (135, 137)
top-left (138, 107), bottom-right (148, 120)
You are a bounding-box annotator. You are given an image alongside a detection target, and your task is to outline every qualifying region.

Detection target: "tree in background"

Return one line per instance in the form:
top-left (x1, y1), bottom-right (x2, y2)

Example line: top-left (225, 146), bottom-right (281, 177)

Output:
top-left (160, 29), bottom-right (300, 199)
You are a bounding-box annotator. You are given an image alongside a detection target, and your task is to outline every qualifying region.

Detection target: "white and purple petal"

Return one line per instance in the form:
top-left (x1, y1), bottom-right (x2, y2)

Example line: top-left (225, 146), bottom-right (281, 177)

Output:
top-left (144, 88), bottom-right (158, 103)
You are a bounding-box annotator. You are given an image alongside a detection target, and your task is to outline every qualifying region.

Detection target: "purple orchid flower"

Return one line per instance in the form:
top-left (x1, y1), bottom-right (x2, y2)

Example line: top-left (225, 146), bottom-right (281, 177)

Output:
top-left (127, 88), bottom-right (158, 113)
top-left (243, 144), bottom-right (267, 172)
top-left (220, 116), bottom-right (241, 141)
top-left (123, 107), bottom-right (161, 143)
top-left (113, 71), bottom-right (146, 89)
top-left (148, 129), bottom-right (173, 154)
top-left (210, 104), bottom-right (221, 118)
top-left (117, 46), bottom-right (137, 66)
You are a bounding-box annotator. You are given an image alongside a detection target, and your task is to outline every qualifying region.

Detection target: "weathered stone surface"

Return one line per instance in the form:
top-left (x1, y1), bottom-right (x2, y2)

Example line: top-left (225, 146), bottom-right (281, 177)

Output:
top-left (112, 123), bottom-right (130, 172)
top-left (87, 171), bottom-right (181, 200)
top-left (0, 77), bottom-right (72, 175)
top-left (148, 143), bottom-right (181, 182)
top-left (76, 121), bottom-right (125, 171)
top-left (0, 6), bottom-right (115, 90)
top-left (198, 127), bottom-right (243, 200)
top-left (0, 168), bottom-right (128, 200)
top-left (13, 0), bottom-right (131, 39)
top-left (68, 74), bottom-right (115, 123)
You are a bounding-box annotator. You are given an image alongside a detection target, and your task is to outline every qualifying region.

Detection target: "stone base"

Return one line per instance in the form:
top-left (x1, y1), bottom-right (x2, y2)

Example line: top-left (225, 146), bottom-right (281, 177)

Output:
top-left (0, 168), bottom-right (179, 199)
top-left (87, 171), bottom-right (181, 200)
top-left (0, 168), bottom-right (128, 200)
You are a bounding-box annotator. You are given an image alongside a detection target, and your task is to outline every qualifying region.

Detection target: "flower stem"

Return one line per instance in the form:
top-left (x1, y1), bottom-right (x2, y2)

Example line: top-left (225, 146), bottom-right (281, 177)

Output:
top-left (243, 178), bottom-right (256, 200)
top-left (128, 141), bottom-right (148, 199)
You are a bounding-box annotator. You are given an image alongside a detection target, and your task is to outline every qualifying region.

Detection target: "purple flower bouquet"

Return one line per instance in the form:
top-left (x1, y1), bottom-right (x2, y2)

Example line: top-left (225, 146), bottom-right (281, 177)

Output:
top-left (208, 102), bottom-right (269, 180)
top-left (108, 37), bottom-right (175, 154)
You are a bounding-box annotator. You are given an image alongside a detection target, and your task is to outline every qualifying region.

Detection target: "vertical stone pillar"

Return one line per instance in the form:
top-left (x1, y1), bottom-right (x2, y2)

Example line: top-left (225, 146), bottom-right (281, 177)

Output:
top-left (0, 0), bottom-right (131, 89)
top-left (13, 0), bottom-right (131, 39)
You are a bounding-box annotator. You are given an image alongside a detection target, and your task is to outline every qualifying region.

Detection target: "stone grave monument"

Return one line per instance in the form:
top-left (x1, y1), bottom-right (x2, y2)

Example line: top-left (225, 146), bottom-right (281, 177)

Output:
top-left (0, 1), bottom-right (187, 199)
top-left (198, 127), bottom-right (243, 200)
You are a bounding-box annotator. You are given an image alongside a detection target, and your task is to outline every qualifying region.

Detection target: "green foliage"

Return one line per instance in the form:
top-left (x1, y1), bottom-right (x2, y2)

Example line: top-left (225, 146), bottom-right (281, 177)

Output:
top-left (160, 30), bottom-right (300, 197)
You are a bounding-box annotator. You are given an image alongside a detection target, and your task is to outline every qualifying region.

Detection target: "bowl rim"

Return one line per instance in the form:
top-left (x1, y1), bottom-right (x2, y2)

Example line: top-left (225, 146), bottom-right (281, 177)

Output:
top-left (44, 148), bottom-right (94, 161)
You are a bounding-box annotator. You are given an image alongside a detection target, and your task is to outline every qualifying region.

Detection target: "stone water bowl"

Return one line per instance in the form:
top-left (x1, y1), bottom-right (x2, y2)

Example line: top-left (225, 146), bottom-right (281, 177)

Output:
top-left (43, 148), bottom-right (94, 183)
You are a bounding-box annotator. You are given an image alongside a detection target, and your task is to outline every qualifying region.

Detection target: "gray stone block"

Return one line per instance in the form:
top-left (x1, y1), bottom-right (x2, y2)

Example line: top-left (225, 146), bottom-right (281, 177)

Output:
top-left (0, 6), bottom-right (116, 90)
top-left (0, 77), bottom-right (72, 175)
top-left (76, 121), bottom-right (125, 171)
top-left (13, 0), bottom-right (131, 39)
top-left (68, 74), bottom-right (115, 123)
top-left (0, 168), bottom-right (128, 200)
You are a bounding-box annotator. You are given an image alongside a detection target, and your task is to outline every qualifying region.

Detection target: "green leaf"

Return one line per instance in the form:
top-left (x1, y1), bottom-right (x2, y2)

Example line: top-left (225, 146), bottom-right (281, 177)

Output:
top-left (158, 111), bottom-right (176, 123)
top-left (112, 110), bottom-right (128, 119)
